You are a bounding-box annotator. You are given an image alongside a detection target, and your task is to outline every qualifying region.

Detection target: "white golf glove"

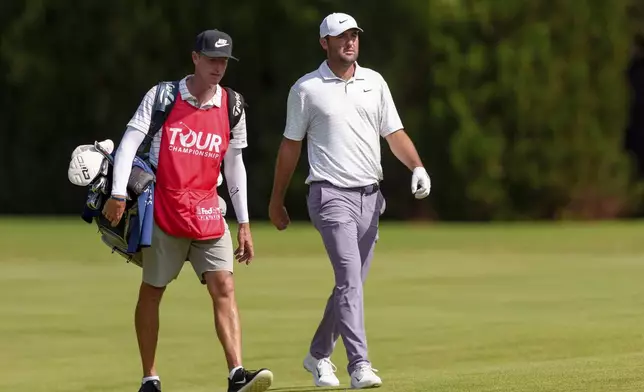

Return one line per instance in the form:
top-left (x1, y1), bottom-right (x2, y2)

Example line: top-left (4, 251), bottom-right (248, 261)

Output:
top-left (411, 167), bottom-right (431, 199)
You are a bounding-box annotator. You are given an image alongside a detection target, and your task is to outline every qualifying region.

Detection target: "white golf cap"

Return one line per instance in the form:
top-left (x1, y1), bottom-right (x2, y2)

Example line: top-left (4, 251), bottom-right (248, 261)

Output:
top-left (319, 13), bottom-right (363, 38)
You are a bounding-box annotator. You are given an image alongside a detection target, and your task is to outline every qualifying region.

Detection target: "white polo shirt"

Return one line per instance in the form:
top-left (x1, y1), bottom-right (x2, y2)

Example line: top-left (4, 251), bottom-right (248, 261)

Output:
top-left (283, 61), bottom-right (403, 188)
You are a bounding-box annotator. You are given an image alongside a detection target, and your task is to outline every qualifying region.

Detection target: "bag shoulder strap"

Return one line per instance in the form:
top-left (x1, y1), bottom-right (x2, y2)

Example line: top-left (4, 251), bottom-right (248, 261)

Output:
top-left (138, 80), bottom-right (180, 155)
top-left (223, 87), bottom-right (246, 129)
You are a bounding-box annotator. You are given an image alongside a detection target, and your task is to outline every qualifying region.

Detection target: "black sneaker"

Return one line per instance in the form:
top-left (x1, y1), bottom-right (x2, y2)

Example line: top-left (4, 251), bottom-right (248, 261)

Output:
top-left (228, 367), bottom-right (274, 392)
top-left (138, 380), bottom-right (161, 392)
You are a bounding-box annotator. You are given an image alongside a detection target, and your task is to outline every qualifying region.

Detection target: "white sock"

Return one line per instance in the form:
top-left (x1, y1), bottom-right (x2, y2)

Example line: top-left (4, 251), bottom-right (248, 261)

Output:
top-left (142, 376), bottom-right (160, 384)
top-left (229, 366), bottom-right (243, 379)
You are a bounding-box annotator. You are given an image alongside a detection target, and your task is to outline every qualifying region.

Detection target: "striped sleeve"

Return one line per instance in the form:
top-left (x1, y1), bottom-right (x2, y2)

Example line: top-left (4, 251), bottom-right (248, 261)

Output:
top-left (126, 85), bottom-right (158, 134)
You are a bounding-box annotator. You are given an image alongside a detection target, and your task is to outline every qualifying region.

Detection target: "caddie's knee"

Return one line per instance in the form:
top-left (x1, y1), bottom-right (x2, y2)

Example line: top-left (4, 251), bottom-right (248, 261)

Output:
top-left (204, 271), bottom-right (235, 300)
top-left (138, 281), bottom-right (165, 304)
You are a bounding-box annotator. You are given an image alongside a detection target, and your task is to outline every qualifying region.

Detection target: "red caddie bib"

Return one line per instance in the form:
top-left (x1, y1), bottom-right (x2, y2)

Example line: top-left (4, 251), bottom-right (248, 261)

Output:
top-left (154, 89), bottom-right (230, 240)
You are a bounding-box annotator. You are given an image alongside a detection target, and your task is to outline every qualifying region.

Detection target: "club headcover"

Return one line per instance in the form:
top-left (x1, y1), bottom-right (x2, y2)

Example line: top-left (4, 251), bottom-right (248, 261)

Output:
top-left (71, 139), bottom-right (114, 159)
top-left (68, 149), bottom-right (107, 186)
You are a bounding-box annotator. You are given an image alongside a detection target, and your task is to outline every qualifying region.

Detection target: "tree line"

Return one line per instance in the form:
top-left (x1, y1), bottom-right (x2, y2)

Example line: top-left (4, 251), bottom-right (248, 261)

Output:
top-left (1, 0), bottom-right (643, 221)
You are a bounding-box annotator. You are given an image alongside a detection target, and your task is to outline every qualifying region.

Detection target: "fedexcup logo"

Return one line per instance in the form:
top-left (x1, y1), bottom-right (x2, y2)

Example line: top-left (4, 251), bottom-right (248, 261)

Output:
top-left (196, 205), bottom-right (222, 221)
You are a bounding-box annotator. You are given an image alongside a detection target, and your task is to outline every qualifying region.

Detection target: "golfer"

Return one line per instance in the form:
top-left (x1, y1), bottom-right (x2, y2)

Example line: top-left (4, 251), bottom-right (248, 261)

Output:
top-left (268, 13), bottom-right (431, 389)
top-left (103, 29), bottom-right (273, 392)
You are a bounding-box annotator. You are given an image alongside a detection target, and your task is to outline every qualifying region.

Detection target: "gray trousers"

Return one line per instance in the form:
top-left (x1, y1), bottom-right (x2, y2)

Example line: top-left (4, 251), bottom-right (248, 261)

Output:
top-left (306, 181), bottom-right (385, 374)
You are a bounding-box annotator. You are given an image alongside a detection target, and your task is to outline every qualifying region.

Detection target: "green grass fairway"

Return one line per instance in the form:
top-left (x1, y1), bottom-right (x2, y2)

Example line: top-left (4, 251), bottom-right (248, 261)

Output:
top-left (2, 218), bottom-right (644, 391)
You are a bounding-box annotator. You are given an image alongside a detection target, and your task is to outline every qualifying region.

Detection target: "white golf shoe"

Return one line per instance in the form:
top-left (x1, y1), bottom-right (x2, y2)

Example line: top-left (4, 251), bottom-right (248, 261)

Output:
top-left (350, 363), bottom-right (382, 389)
top-left (303, 353), bottom-right (340, 387)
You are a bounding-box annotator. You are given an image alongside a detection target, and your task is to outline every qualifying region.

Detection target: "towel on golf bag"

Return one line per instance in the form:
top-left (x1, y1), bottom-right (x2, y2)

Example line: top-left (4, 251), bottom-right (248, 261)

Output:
top-left (81, 155), bottom-right (155, 267)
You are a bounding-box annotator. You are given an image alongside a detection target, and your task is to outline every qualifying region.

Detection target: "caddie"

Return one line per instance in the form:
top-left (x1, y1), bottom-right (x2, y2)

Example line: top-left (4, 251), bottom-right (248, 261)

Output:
top-left (103, 29), bottom-right (273, 392)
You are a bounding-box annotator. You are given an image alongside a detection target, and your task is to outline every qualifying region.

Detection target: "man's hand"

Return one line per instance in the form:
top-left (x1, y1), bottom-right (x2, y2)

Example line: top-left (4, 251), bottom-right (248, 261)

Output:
top-left (235, 223), bottom-right (254, 264)
top-left (411, 167), bottom-right (431, 199)
top-left (102, 196), bottom-right (126, 227)
top-left (268, 138), bottom-right (301, 231)
top-left (269, 200), bottom-right (291, 230)
top-left (385, 130), bottom-right (431, 199)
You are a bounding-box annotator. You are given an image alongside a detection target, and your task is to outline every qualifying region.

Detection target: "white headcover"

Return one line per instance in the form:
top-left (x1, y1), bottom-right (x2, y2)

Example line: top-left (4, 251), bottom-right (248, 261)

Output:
top-left (68, 139), bottom-right (115, 187)
top-left (71, 139), bottom-right (114, 158)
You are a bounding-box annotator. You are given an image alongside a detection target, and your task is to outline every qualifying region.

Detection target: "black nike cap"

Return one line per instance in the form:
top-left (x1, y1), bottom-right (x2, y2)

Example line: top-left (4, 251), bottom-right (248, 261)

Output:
top-left (194, 29), bottom-right (238, 61)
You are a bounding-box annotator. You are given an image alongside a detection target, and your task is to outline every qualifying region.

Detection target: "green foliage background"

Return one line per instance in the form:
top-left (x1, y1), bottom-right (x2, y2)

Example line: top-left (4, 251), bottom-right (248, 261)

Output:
top-left (1, 0), bottom-right (642, 220)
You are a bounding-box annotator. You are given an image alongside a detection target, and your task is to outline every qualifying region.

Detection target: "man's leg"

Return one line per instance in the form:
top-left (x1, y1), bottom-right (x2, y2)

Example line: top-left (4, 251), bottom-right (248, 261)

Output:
top-left (309, 289), bottom-right (340, 359)
top-left (309, 232), bottom-right (374, 361)
top-left (135, 283), bottom-right (166, 378)
top-left (307, 183), bottom-right (368, 373)
top-left (137, 224), bottom-right (190, 386)
top-left (190, 228), bottom-right (240, 370)
top-left (203, 270), bottom-right (241, 370)
top-left (190, 227), bottom-right (273, 392)
top-left (357, 188), bottom-right (385, 284)
top-left (310, 187), bottom-right (383, 359)
top-left (345, 189), bottom-right (384, 388)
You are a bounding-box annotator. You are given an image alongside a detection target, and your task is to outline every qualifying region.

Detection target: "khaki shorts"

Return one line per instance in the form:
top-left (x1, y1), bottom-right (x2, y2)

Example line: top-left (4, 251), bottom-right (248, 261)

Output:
top-left (141, 223), bottom-right (234, 287)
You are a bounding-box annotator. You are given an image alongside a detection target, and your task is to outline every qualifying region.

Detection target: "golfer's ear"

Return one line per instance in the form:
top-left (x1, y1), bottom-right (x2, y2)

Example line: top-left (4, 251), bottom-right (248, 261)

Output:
top-left (319, 37), bottom-right (328, 50)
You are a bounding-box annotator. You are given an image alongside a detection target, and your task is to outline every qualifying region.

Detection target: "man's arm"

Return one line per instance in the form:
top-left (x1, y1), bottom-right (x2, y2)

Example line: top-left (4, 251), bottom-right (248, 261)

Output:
top-left (379, 78), bottom-right (431, 199)
top-left (224, 107), bottom-right (254, 263)
top-left (385, 130), bottom-right (431, 199)
top-left (111, 127), bottom-right (146, 197)
top-left (272, 86), bottom-right (308, 202)
top-left (269, 86), bottom-right (308, 229)
top-left (111, 85), bottom-right (158, 196)
top-left (384, 130), bottom-right (423, 171)
top-left (103, 86), bottom-right (157, 226)
top-left (223, 148), bottom-right (249, 224)
top-left (270, 138), bottom-right (303, 204)
top-left (225, 106), bottom-right (249, 223)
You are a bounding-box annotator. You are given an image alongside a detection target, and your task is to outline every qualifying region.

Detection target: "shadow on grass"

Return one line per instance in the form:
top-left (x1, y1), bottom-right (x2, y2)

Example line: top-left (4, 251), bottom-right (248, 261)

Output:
top-left (269, 387), bottom-right (348, 392)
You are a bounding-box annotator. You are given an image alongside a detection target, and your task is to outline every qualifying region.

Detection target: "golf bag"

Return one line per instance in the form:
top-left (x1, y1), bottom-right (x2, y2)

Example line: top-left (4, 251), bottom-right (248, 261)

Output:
top-left (79, 81), bottom-right (247, 267)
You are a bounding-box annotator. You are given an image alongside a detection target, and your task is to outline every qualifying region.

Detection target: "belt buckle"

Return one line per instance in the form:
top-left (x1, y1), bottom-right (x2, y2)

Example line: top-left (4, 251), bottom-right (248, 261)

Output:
top-left (362, 183), bottom-right (378, 195)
